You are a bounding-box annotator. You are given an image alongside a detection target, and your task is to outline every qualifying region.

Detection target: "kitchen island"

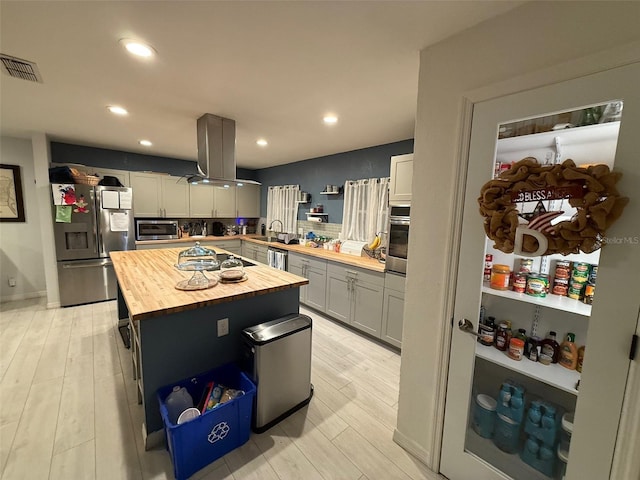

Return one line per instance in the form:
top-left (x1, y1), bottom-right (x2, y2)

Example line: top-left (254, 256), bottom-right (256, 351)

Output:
top-left (110, 247), bottom-right (308, 447)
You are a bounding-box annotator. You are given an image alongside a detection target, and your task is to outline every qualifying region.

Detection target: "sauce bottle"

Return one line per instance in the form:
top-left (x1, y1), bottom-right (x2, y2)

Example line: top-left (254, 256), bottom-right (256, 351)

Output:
top-left (540, 331), bottom-right (560, 364)
top-left (577, 345), bottom-right (586, 373)
top-left (559, 333), bottom-right (578, 370)
top-left (495, 323), bottom-right (510, 351)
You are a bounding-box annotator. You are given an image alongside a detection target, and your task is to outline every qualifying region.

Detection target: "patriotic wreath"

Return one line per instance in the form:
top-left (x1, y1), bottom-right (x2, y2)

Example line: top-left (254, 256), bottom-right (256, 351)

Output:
top-left (478, 158), bottom-right (628, 255)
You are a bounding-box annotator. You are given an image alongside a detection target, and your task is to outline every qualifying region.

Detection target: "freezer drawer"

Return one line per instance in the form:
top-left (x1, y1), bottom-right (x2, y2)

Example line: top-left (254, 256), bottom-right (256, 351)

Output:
top-left (243, 314), bottom-right (313, 432)
top-left (57, 259), bottom-right (117, 307)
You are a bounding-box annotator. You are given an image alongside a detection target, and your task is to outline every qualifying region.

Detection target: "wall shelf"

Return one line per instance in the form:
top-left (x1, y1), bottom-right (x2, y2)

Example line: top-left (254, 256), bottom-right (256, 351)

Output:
top-left (475, 344), bottom-right (580, 395)
top-left (320, 191), bottom-right (341, 195)
top-left (306, 212), bottom-right (328, 216)
top-left (481, 285), bottom-right (591, 317)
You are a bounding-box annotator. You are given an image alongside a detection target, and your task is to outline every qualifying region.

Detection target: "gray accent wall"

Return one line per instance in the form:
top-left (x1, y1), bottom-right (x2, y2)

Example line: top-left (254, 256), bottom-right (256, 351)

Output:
top-left (50, 142), bottom-right (257, 181)
top-left (255, 139), bottom-right (414, 224)
top-left (49, 139), bottom-right (414, 225)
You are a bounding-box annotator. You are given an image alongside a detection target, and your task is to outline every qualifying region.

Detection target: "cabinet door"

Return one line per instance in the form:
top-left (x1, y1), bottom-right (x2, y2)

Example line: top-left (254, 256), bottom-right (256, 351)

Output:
top-left (236, 184), bottom-right (260, 218)
top-left (441, 63), bottom-right (640, 480)
top-left (213, 186), bottom-right (237, 217)
top-left (325, 272), bottom-right (351, 323)
top-left (287, 262), bottom-right (306, 303)
top-left (189, 184), bottom-right (214, 218)
top-left (255, 245), bottom-right (268, 265)
top-left (305, 266), bottom-right (327, 312)
top-left (381, 288), bottom-right (404, 348)
top-left (389, 153), bottom-right (413, 204)
top-left (162, 176), bottom-right (190, 218)
top-left (351, 280), bottom-right (384, 336)
top-left (130, 172), bottom-right (162, 217)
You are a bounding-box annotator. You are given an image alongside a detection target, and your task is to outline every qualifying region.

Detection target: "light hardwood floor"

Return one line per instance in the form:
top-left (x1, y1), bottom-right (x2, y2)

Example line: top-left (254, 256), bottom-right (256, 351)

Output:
top-left (0, 298), bottom-right (440, 480)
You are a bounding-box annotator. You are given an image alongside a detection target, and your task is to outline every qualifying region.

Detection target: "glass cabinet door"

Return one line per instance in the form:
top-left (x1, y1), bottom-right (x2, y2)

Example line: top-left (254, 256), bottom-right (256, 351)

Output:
top-left (441, 63), bottom-right (640, 480)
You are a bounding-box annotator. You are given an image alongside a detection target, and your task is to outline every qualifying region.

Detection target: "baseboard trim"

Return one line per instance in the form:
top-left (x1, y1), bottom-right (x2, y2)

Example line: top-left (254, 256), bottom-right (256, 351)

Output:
top-left (142, 422), bottom-right (165, 450)
top-left (0, 290), bottom-right (46, 303)
top-left (393, 428), bottom-right (431, 467)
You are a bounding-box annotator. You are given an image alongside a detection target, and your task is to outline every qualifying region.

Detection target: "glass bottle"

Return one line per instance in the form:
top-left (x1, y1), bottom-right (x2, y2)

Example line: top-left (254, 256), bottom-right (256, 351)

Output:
top-left (540, 331), bottom-right (560, 364)
top-left (495, 323), bottom-right (510, 351)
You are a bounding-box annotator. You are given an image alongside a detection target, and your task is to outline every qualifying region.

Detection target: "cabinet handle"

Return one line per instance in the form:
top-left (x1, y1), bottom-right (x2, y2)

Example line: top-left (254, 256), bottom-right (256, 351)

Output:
top-left (346, 270), bottom-right (358, 276)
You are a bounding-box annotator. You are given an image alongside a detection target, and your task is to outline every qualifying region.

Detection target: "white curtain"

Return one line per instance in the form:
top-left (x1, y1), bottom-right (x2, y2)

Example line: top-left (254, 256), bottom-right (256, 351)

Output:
top-left (266, 185), bottom-right (300, 234)
top-left (340, 177), bottom-right (389, 242)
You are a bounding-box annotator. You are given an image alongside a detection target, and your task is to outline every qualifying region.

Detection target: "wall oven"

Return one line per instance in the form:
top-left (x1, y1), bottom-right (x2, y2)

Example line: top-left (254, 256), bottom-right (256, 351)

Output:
top-left (136, 219), bottom-right (180, 241)
top-left (385, 206), bottom-right (410, 274)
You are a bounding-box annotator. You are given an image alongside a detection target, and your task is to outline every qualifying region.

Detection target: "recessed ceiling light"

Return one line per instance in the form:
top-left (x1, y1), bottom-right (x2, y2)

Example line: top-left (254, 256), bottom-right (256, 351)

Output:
top-left (107, 105), bottom-right (128, 115)
top-left (139, 139), bottom-right (152, 147)
top-left (256, 139), bottom-right (268, 146)
top-left (120, 39), bottom-right (155, 58)
top-left (323, 115), bottom-right (338, 125)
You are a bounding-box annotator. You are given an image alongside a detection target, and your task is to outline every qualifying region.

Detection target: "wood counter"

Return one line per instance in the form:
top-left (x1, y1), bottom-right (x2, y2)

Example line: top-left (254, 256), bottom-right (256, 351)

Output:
top-left (135, 234), bottom-right (386, 272)
top-left (111, 247), bottom-right (308, 321)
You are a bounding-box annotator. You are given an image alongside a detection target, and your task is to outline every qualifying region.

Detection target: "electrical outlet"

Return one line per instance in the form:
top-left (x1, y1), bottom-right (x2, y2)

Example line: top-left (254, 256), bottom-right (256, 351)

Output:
top-left (217, 318), bottom-right (229, 337)
top-left (8, 277), bottom-right (16, 287)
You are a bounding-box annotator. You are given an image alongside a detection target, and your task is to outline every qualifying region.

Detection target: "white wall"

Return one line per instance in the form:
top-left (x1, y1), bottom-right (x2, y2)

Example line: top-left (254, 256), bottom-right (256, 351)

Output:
top-left (0, 136), bottom-right (46, 301)
top-left (396, 0), bottom-right (640, 468)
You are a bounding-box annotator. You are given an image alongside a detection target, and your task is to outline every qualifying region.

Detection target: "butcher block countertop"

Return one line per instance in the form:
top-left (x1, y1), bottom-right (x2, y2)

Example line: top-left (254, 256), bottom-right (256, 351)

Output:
top-left (110, 247), bottom-right (308, 321)
top-left (136, 235), bottom-right (386, 272)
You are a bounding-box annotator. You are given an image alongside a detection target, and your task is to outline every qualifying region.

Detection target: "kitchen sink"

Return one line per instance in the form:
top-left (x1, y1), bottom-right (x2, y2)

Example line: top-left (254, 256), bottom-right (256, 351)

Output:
top-left (252, 236), bottom-right (283, 243)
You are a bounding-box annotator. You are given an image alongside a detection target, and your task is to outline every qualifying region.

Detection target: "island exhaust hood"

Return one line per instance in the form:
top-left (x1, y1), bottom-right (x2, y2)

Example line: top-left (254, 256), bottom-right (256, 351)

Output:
top-left (189, 113), bottom-right (260, 186)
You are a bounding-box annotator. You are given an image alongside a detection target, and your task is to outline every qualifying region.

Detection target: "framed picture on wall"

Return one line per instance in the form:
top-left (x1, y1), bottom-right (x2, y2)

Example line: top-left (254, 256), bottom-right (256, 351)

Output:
top-left (0, 164), bottom-right (26, 222)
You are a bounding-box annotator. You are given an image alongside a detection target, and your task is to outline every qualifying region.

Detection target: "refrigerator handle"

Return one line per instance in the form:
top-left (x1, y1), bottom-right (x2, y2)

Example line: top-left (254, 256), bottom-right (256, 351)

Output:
top-left (91, 188), bottom-right (99, 255)
top-left (62, 260), bottom-right (113, 269)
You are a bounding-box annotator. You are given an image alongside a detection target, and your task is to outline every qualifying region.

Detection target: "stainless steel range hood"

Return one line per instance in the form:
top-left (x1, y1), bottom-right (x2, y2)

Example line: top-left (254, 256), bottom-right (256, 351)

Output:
top-left (190, 113), bottom-right (260, 186)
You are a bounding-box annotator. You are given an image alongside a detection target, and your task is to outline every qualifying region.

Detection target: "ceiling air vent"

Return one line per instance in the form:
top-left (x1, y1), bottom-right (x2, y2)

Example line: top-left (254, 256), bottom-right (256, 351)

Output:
top-left (0, 54), bottom-right (43, 83)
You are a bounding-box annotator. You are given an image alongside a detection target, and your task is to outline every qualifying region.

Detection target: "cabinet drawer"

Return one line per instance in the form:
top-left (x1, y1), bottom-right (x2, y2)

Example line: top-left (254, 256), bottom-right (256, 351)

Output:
top-left (384, 272), bottom-right (406, 292)
top-left (288, 253), bottom-right (326, 272)
top-left (327, 262), bottom-right (384, 287)
top-left (212, 240), bottom-right (241, 250)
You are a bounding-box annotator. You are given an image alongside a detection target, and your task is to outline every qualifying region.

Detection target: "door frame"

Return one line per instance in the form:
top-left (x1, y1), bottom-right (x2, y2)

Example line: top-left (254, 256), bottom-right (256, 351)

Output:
top-left (431, 40), bottom-right (640, 477)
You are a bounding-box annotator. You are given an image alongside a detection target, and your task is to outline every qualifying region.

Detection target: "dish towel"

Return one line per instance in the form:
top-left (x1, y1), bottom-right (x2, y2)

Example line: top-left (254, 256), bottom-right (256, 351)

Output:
top-left (268, 250), bottom-right (287, 270)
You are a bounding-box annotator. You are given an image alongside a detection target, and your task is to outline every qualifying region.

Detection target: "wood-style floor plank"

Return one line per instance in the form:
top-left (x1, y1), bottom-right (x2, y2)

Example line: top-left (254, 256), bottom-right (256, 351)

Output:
top-left (0, 298), bottom-right (440, 480)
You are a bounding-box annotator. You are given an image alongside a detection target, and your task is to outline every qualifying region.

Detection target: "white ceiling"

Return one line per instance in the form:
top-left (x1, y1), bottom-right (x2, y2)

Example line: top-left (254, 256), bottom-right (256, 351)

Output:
top-left (0, 1), bottom-right (521, 170)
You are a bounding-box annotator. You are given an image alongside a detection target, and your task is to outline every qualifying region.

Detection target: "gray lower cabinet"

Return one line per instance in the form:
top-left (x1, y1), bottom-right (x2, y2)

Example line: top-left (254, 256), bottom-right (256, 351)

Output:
top-left (288, 253), bottom-right (327, 312)
top-left (381, 272), bottom-right (406, 348)
top-left (241, 242), bottom-right (268, 264)
top-left (326, 262), bottom-right (384, 337)
top-left (201, 240), bottom-right (241, 255)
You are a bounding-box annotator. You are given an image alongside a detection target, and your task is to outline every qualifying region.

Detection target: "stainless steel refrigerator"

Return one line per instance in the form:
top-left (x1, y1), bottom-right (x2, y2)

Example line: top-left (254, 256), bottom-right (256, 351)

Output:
top-left (53, 184), bottom-right (134, 307)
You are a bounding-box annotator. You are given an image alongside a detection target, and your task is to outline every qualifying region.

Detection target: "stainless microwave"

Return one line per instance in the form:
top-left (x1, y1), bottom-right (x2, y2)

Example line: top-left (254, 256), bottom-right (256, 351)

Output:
top-left (136, 219), bottom-right (180, 240)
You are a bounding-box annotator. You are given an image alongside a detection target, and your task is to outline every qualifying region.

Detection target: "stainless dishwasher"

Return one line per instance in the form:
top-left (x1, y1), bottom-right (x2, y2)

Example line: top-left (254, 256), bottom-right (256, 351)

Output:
top-left (242, 314), bottom-right (313, 433)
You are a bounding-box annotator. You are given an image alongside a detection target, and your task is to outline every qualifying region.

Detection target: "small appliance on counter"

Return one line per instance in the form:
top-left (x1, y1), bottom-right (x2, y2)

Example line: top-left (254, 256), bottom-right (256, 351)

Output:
top-left (340, 240), bottom-right (368, 257)
top-left (211, 221), bottom-right (226, 236)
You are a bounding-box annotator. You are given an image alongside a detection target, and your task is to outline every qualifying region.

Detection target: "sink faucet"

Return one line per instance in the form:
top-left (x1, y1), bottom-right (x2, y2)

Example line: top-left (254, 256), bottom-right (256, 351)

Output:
top-left (268, 219), bottom-right (283, 242)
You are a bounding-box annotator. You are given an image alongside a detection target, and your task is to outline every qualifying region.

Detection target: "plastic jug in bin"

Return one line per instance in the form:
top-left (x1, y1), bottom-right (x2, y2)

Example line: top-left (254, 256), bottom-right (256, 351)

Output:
top-left (166, 386), bottom-right (194, 424)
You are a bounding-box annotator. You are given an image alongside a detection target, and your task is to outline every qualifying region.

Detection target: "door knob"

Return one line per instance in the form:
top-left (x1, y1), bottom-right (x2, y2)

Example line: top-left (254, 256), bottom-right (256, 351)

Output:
top-left (458, 319), bottom-right (481, 338)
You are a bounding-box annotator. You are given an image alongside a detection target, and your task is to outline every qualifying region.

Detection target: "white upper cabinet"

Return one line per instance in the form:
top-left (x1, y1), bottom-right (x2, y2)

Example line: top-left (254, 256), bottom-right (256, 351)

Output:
top-left (189, 183), bottom-right (215, 218)
top-left (389, 153), bottom-right (413, 205)
top-left (236, 184), bottom-right (260, 218)
top-left (130, 172), bottom-right (189, 217)
top-left (213, 185), bottom-right (236, 217)
top-left (161, 176), bottom-right (190, 217)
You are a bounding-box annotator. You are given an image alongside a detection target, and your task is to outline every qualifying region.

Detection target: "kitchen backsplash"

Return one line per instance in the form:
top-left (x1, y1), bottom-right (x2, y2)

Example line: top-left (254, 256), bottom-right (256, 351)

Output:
top-left (298, 220), bottom-right (342, 239)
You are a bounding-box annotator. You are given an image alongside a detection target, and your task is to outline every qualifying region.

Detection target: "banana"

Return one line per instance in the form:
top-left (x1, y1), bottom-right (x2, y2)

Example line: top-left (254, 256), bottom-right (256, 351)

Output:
top-left (369, 234), bottom-right (381, 250)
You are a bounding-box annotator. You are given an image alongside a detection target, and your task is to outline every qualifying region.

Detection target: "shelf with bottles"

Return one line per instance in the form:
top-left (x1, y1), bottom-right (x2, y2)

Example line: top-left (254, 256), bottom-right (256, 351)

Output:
top-left (465, 428), bottom-right (555, 480)
top-left (482, 285), bottom-right (591, 317)
top-left (475, 343), bottom-right (580, 396)
top-left (320, 185), bottom-right (342, 195)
